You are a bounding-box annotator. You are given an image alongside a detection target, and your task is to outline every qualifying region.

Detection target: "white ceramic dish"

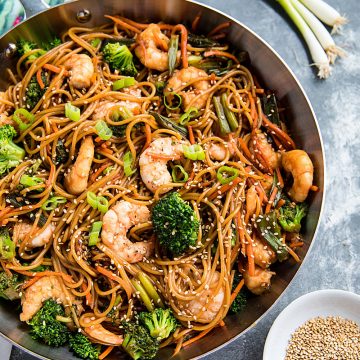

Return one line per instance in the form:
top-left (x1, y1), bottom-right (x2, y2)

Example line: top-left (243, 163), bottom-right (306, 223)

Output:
top-left (263, 289), bottom-right (360, 360)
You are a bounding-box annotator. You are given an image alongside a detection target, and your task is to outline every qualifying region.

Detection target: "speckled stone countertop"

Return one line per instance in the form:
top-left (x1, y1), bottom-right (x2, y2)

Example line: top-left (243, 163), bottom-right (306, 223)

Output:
top-left (4, 0), bottom-right (360, 359)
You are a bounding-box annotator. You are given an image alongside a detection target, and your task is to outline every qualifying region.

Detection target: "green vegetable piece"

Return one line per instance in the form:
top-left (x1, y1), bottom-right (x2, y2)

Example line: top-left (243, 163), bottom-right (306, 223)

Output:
top-left (42, 37), bottom-right (62, 51)
top-left (90, 38), bottom-right (101, 48)
top-left (229, 273), bottom-right (247, 314)
top-left (164, 92), bottom-right (182, 110)
top-left (183, 144), bottom-right (205, 161)
top-left (17, 40), bottom-right (45, 61)
top-left (179, 107), bottom-right (198, 125)
top-left (152, 192), bottom-right (199, 257)
top-left (113, 77), bottom-right (136, 90)
top-left (41, 196), bottom-right (67, 211)
top-left (0, 125), bottom-right (25, 176)
top-left (0, 271), bottom-right (23, 300)
top-left (102, 43), bottom-right (137, 76)
top-left (29, 299), bottom-right (70, 346)
top-left (13, 108), bottom-right (36, 132)
top-left (19, 174), bottom-right (44, 188)
top-left (65, 102), bottom-right (81, 122)
top-left (220, 93), bottom-right (238, 131)
top-left (213, 96), bottom-right (231, 136)
top-left (97, 196), bottom-right (108, 213)
top-left (168, 34), bottom-right (179, 76)
top-left (109, 106), bottom-right (134, 138)
top-left (122, 321), bottom-right (159, 360)
top-left (131, 279), bottom-right (154, 312)
top-left (150, 112), bottom-right (188, 139)
top-left (216, 166), bottom-right (239, 184)
top-left (54, 140), bottom-right (69, 165)
top-left (69, 332), bottom-right (101, 360)
top-left (187, 33), bottom-right (220, 47)
top-left (257, 211), bottom-right (288, 262)
top-left (89, 221), bottom-right (102, 246)
top-left (123, 151), bottom-right (136, 177)
top-left (95, 120), bottom-right (113, 140)
top-left (171, 165), bottom-right (189, 183)
top-left (139, 308), bottom-right (178, 341)
top-left (137, 272), bottom-right (164, 308)
top-left (261, 93), bottom-right (281, 126)
top-left (0, 227), bottom-right (15, 260)
top-left (278, 202), bottom-right (308, 233)
top-left (25, 74), bottom-right (47, 110)
top-left (87, 191), bottom-right (98, 209)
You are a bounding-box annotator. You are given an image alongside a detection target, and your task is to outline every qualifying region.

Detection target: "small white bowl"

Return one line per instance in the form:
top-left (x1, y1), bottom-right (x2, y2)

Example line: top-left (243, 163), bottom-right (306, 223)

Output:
top-left (263, 289), bottom-right (360, 360)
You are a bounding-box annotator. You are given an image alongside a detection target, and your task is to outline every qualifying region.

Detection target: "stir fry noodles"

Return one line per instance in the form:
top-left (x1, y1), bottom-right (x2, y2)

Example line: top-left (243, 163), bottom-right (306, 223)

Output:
top-left (0, 14), bottom-right (315, 359)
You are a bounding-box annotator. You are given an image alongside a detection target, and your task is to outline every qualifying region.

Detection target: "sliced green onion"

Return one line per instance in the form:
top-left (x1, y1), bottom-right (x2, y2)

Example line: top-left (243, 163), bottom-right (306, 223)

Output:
top-left (123, 151), bottom-right (136, 177)
top-left (137, 271), bottom-right (164, 308)
top-left (103, 165), bottom-right (114, 175)
top-left (89, 221), bottom-right (102, 246)
top-left (55, 315), bottom-right (72, 323)
top-left (183, 144), bottom-right (205, 161)
top-left (164, 92), bottom-right (182, 110)
top-left (168, 34), bottom-right (179, 76)
top-left (150, 112), bottom-right (188, 139)
top-left (179, 107), bottom-right (199, 125)
top-left (112, 77), bottom-right (136, 90)
top-left (90, 38), bottom-right (101, 47)
top-left (213, 96), bottom-right (231, 136)
top-left (155, 81), bottom-right (166, 94)
top-left (41, 196), bottom-right (67, 211)
top-left (220, 93), bottom-right (238, 131)
top-left (97, 196), bottom-right (108, 213)
top-left (95, 120), bottom-right (113, 140)
top-left (216, 166), bottom-right (239, 184)
top-left (87, 191), bottom-right (98, 209)
top-left (0, 228), bottom-right (15, 260)
top-left (65, 102), bottom-right (81, 121)
top-left (20, 174), bottom-right (44, 188)
top-left (188, 54), bottom-right (203, 66)
top-left (13, 108), bottom-right (36, 132)
top-left (171, 165), bottom-right (189, 183)
top-left (112, 106), bottom-right (133, 121)
top-left (277, 0), bottom-right (331, 79)
top-left (131, 278), bottom-right (154, 312)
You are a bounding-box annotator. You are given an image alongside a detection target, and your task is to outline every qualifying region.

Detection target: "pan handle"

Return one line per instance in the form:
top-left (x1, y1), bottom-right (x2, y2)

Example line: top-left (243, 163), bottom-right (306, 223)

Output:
top-left (19, 0), bottom-right (49, 19)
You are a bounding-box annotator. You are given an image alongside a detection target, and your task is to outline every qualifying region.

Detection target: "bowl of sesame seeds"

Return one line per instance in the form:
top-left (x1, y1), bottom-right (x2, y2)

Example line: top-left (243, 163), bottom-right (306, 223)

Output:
top-left (263, 289), bottom-right (360, 360)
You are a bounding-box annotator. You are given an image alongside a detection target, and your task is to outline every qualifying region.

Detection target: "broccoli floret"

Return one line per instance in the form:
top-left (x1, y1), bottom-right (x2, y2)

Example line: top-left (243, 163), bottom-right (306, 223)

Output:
top-left (122, 321), bottom-right (159, 360)
top-left (0, 227), bottom-right (16, 261)
top-left (0, 271), bottom-right (22, 300)
top-left (25, 74), bottom-right (47, 110)
top-left (28, 299), bottom-right (70, 347)
top-left (278, 202), bottom-right (308, 233)
top-left (139, 308), bottom-right (178, 341)
top-left (0, 125), bottom-right (25, 176)
top-left (102, 43), bottom-right (137, 76)
top-left (17, 40), bottom-right (45, 61)
top-left (42, 37), bottom-right (62, 51)
top-left (152, 192), bottom-right (199, 257)
top-left (69, 333), bottom-right (101, 360)
top-left (230, 273), bottom-right (247, 314)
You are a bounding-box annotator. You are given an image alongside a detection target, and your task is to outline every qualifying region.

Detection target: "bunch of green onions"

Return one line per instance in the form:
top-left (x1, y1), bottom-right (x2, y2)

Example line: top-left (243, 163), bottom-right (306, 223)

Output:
top-left (277, 0), bottom-right (347, 79)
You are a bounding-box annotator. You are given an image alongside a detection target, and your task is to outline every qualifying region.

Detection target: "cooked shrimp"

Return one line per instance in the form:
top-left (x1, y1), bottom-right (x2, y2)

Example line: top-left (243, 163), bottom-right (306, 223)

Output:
top-left (208, 142), bottom-right (235, 162)
top-left (282, 150), bottom-right (314, 203)
top-left (0, 113), bottom-right (15, 127)
top-left (182, 272), bottom-right (224, 323)
top-left (252, 237), bottom-right (276, 269)
top-left (83, 317), bottom-right (123, 345)
top-left (20, 275), bottom-right (74, 321)
top-left (101, 200), bottom-right (153, 263)
top-left (13, 222), bottom-right (55, 248)
top-left (135, 24), bottom-right (178, 71)
top-left (64, 136), bottom-right (94, 195)
top-left (64, 54), bottom-right (94, 89)
top-left (245, 185), bottom-right (258, 221)
top-left (166, 66), bottom-right (210, 110)
top-left (139, 137), bottom-right (188, 194)
top-left (250, 132), bottom-right (280, 171)
top-left (243, 266), bottom-right (274, 295)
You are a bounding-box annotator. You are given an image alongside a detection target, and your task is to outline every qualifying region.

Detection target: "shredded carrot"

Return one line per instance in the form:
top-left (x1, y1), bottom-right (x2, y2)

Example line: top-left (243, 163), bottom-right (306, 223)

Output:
top-left (208, 177), bottom-right (242, 201)
top-left (50, 122), bottom-right (59, 133)
top-left (105, 15), bottom-right (141, 33)
top-left (310, 185), bottom-right (319, 192)
top-left (43, 63), bottom-right (68, 76)
top-left (100, 147), bottom-right (113, 155)
top-left (36, 69), bottom-right (45, 89)
top-left (262, 114), bottom-right (296, 150)
top-left (0, 262), bottom-right (12, 277)
top-left (255, 88), bottom-right (265, 94)
top-left (89, 162), bottom-right (111, 184)
top-left (287, 246), bottom-right (301, 263)
top-left (276, 198), bottom-right (286, 209)
top-left (248, 93), bottom-right (258, 126)
top-left (185, 170), bottom-right (195, 187)
top-left (275, 167), bottom-right (284, 188)
top-left (81, 282), bottom-right (94, 309)
top-left (14, 270), bottom-right (73, 283)
top-left (22, 276), bottom-right (40, 289)
top-left (265, 186), bottom-right (278, 214)
top-left (208, 21), bottom-right (231, 37)
top-left (144, 123), bottom-right (152, 149)
top-left (188, 125), bottom-right (195, 144)
top-left (230, 279), bottom-right (244, 305)
top-left (172, 24), bottom-right (188, 68)
top-left (204, 50), bottom-right (239, 64)
top-left (289, 241), bottom-right (304, 248)
top-left (182, 328), bottom-right (213, 348)
top-left (99, 346), bottom-right (114, 360)
top-left (147, 152), bottom-right (176, 160)
top-left (45, 159), bottom-right (56, 187)
top-left (191, 14), bottom-right (201, 32)
top-left (238, 138), bottom-right (252, 160)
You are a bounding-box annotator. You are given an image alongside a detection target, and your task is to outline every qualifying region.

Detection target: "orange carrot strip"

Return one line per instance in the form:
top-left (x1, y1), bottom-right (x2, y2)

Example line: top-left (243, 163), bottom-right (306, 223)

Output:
top-left (230, 279), bottom-right (245, 305)
top-left (188, 125), bottom-right (195, 144)
top-left (172, 24), bottom-right (188, 68)
top-left (144, 123), bottom-right (152, 149)
top-left (146, 152), bottom-right (177, 160)
top-left (99, 346), bottom-right (114, 360)
top-left (238, 138), bottom-right (252, 159)
top-left (248, 93), bottom-right (258, 126)
top-left (208, 21), bottom-right (231, 37)
top-left (105, 15), bottom-right (141, 33)
top-left (36, 69), bottom-right (45, 89)
top-left (100, 147), bottom-right (113, 155)
top-left (43, 63), bottom-right (68, 76)
top-left (262, 114), bottom-right (296, 149)
top-left (204, 50), bottom-right (239, 64)
top-left (310, 185), bottom-right (319, 192)
top-left (82, 283), bottom-right (93, 309)
top-left (289, 241), bottom-right (304, 248)
top-left (208, 177), bottom-right (242, 201)
top-left (0, 262), bottom-right (12, 277)
top-left (255, 88), bottom-right (265, 94)
top-left (265, 186), bottom-right (278, 214)
top-left (287, 246), bottom-right (301, 263)
top-left (182, 328), bottom-right (213, 348)
top-left (246, 239), bottom-right (255, 277)
top-left (22, 277), bottom-right (40, 289)
top-left (275, 167), bottom-right (284, 188)
top-left (276, 198), bottom-right (286, 209)
top-left (89, 162), bottom-right (111, 184)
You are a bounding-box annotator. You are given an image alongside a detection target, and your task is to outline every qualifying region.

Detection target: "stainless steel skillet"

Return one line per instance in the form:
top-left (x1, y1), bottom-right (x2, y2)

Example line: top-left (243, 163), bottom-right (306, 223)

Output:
top-left (0, 0), bottom-right (325, 359)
